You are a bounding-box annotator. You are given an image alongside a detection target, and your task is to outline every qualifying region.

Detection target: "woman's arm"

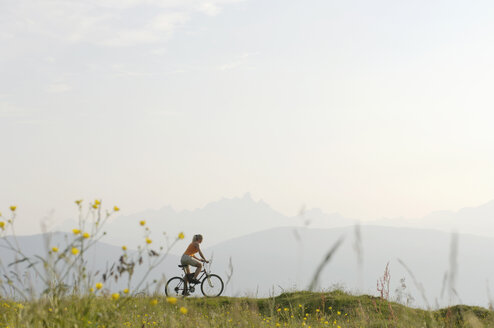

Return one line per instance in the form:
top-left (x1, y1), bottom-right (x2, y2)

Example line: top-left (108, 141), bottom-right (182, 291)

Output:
top-left (193, 243), bottom-right (209, 263)
top-left (198, 249), bottom-right (208, 262)
top-left (191, 254), bottom-right (207, 262)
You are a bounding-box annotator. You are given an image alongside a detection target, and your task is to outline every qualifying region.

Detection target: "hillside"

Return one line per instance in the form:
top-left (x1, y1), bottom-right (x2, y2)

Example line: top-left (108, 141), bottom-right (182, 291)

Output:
top-left (0, 232), bottom-right (180, 294)
top-left (201, 225), bottom-right (494, 308)
top-left (1, 291), bottom-right (494, 327)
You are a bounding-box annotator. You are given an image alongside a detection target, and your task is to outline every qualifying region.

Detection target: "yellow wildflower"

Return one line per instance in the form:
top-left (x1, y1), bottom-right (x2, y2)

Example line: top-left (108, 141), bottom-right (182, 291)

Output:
top-left (178, 232), bottom-right (185, 240)
top-left (75, 200), bottom-right (82, 205)
top-left (122, 245), bottom-right (127, 251)
top-left (123, 288), bottom-right (129, 294)
top-left (0, 221), bottom-right (5, 229)
top-left (140, 220), bottom-right (146, 226)
top-left (95, 283), bottom-right (103, 290)
top-left (92, 204), bottom-right (98, 209)
top-left (71, 248), bottom-right (79, 255)
top-left (179, 307), bottom-right (188, 314)
top-left (83, 232), bottom-right (90, 239)
top-left (150, 299), bottom-right (158, 305)
top-left (166, 297), bottom-right (177, 305)
top-left (95, 200), bottom-right (101, 205)
top-left (72, 229), bottom-right (80, 235)
top-left (111, 293), bottom-right (120, 300)
top-left (89, 288), bottom-right (94, 293)
top-left (113, 206), bottom-right (120, 212)
top-left (146, 238), bottom-right (152, 244)
top-left (51, 247), bottom-right (58, 253)
top-left (10, 206), bottom-right (16, 212)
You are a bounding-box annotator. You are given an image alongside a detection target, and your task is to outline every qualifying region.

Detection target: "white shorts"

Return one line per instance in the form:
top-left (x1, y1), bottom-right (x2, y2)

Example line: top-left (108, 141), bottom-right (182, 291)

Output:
top-left (181, 254), bottom-right (201, 267)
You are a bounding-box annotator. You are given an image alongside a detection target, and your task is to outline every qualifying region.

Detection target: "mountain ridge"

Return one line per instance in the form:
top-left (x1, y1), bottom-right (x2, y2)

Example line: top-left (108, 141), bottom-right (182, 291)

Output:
top-left (48, 195), bottom-right (494, 250)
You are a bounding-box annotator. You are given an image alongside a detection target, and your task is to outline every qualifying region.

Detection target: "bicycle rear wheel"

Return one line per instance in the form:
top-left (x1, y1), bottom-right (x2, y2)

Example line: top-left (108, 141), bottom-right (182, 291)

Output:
top-left (201, 274), bottom-right (224, 297)
top-left (165, 277), bottom-right (186, 297)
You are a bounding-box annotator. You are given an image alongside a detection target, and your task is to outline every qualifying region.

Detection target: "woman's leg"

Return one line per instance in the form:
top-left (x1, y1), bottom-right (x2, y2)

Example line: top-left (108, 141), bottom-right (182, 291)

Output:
top-left (193, 262), bottom-right (203, 279)
top-left (184, 266), bottom-right (191, 286)
top-left (183, 256), bottom-right (202, 283)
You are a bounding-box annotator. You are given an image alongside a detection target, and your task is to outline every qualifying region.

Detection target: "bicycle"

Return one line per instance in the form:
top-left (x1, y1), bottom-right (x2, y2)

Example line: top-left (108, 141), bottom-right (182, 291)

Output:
top-left (165, 261), bottom-right (224, 297)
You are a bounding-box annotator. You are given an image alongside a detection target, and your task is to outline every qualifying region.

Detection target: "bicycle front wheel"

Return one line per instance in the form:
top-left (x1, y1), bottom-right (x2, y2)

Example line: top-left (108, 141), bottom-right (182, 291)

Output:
top-left (201, 274), bottom-right (224, 297)
top-left (165, 277), bottom-right (186, 297)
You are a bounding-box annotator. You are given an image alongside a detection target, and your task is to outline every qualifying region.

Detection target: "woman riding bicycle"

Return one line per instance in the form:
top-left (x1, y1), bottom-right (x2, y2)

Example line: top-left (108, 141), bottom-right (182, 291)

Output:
top-left (165, 234), bottom-right (223, 297)
top-left (181, 234), bottom-right (209, 285)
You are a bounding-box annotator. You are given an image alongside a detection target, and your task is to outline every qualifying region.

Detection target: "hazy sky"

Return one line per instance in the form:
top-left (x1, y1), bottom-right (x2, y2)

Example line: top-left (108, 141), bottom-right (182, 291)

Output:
top-left (2, 0), bottom-right (494, 231)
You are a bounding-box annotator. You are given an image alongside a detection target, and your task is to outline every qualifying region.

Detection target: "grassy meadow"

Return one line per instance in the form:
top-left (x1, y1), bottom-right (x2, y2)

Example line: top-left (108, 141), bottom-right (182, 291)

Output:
top-left (2, 290), bottom-right (494, 328)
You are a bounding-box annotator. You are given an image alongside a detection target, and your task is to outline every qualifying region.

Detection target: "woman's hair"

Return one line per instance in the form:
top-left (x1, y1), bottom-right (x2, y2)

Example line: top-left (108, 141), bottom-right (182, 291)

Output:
top-left (193, 234), bottom-right (203, 242)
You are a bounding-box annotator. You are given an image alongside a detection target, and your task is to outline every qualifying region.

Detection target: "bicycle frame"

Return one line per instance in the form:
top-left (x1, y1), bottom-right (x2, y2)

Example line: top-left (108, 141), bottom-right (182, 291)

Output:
top-left (165, 260), bottom-right (223, 297)
top-left (181, 261), bottom-right (212, 286)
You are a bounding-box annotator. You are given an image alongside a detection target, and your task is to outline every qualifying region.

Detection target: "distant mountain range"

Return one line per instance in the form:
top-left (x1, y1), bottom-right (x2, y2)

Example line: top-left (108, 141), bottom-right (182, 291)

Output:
top-left (371, 199), bottom-right (494, 236)
top-left (54, 194), bottom-right (494, 251)
top-left (56, 193), bottom-right (355, 250)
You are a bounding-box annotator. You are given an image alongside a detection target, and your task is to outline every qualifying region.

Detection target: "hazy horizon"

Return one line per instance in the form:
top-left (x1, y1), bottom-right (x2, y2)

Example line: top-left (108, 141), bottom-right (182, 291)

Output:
top-left (5, 192), bottom-right (494, 236)
top-left (2, 0), bottom-right (494, 231)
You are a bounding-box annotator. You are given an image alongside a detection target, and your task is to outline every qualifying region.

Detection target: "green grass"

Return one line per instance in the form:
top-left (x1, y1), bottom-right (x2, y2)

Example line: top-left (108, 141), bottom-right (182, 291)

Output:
top-left (1, 291), bottom-right (493, 327)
